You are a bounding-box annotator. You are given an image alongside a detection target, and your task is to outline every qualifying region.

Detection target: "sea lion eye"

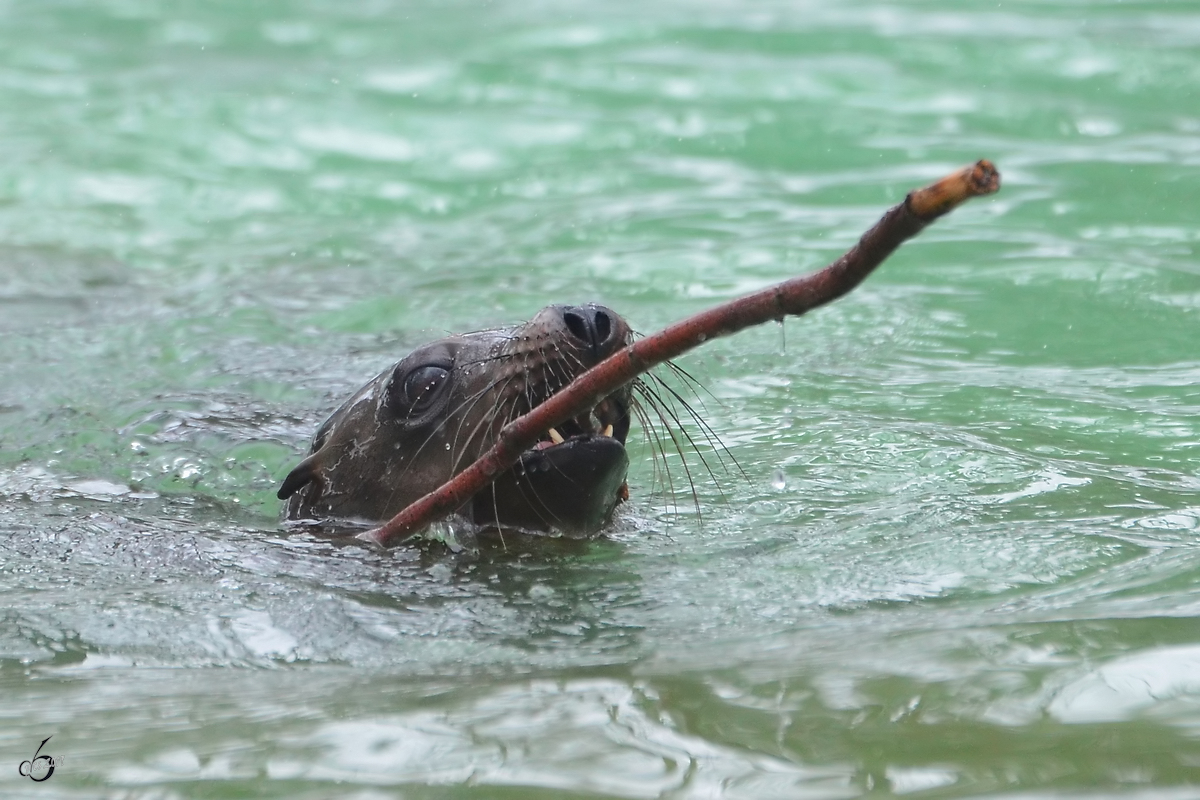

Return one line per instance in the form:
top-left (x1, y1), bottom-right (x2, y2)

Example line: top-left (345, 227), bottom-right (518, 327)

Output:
top-left (394, 364), bottom-right (450, 419)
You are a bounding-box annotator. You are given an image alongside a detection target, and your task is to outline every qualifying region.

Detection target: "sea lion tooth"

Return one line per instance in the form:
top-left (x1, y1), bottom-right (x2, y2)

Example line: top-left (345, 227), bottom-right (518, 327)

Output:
top-left (548, 427), bottom-right (565, 444)
top-left (602, 424), bottom-right (614, 438)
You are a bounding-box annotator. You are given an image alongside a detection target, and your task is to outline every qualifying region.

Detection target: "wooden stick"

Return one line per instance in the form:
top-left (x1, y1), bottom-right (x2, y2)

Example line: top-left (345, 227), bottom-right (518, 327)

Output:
top-left (359, 160), bottom-right (1000, 547)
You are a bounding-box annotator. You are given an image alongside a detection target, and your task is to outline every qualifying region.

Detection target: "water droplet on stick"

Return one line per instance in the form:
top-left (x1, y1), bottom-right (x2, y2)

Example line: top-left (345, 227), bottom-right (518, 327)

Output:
top-left (771, 469), bottom-right (786, 491)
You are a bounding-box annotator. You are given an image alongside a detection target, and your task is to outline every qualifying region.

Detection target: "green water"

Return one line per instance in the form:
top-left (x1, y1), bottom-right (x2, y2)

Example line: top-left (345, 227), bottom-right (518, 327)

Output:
top-left (3, 0), bottom-right (1200, 796)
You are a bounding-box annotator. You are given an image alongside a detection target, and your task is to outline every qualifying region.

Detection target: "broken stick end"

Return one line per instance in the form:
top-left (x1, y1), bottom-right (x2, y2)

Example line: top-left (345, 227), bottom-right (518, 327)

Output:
top-left (356, 526), bottom-right (390, 547)
top-left (357, 518), bottom-right (423, 549)
top-left (907, 159), bottom-right (1000, 221)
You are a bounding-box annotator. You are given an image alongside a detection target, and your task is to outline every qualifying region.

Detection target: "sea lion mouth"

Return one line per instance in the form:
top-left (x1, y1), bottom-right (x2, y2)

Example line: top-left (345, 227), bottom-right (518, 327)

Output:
top-left (531, 394), bottom-right (631, 452)
top-left (480, 385), bottom-right (633, 535)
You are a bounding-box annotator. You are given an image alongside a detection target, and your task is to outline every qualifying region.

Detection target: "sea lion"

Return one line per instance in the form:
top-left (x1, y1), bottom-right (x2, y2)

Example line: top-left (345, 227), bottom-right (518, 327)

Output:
top-left (278, 303), bottom-right (634, 535)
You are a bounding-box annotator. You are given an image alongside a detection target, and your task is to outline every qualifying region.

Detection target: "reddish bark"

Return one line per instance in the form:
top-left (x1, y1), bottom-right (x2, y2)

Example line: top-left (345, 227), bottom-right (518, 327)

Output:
top-left (360, 160), bottom-right (1000, 547)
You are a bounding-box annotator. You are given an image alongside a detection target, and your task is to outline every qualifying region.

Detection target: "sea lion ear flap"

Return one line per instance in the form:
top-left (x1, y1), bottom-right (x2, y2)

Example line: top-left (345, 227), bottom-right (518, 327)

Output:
top-left (277, 453), bottom-right (322, 500)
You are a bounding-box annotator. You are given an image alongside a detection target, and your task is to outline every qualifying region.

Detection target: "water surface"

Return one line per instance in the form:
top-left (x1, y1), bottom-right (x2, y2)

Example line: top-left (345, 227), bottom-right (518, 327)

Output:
top-left (3, 0), bottom-right (1200, 797)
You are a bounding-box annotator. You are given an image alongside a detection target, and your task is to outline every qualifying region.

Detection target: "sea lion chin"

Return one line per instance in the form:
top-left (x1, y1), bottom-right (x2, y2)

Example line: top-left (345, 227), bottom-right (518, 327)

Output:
top-left (278, 303), bottom-right (634, 536)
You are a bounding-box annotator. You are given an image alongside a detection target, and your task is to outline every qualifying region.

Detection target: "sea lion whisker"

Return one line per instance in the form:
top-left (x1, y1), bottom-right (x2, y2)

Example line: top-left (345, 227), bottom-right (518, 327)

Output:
top-left (634, 380), bottom-right (726, 519)
top-left (647, 354), bottom-right (736, 457)
top-left (644, 371), bottom-right (746, 483)
top-left (636, 378), bottom-right (724, 482)
top-left (387, 359), bottom-right (540, 513)
top-left (450, 353), bottom-right (513, 372)
top-left (486, 469), bottom-right (508, 552)
top-left (538, 350), bottom-right (602, 434)
top-left (448, 326), bottom-right (520, 341)
top-left (530, 339), bottom-right (572, 389)
top-left (559, 346), bottom-right (598, 388)
top-left (550, 348), bottom-right (613, 434)
top-left (648, 350), bottom-right (729, 443)
top-left (446, 374), bottom-right (518, 474)
top-left (655, 359), bottom-right (736, 455)
top-left (541, 354), bottom-right (583, 428)
top-left (661, 358), bottom-right (729, 414)
top-left (386, 371), bottom-right (516, 501)
top-left (632, 382), bottom-right (706, 521)
top-left (629, 392), bottom-right (682, 517)
top-left (444, 340), bottom-right (556, 476)
top-left (517, 343), bottom-right (542, 406)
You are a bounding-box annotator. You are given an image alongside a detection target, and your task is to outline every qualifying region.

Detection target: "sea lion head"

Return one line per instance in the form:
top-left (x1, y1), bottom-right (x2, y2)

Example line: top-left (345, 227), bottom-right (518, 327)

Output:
top-left (278, 303), bottom-right (634, 535)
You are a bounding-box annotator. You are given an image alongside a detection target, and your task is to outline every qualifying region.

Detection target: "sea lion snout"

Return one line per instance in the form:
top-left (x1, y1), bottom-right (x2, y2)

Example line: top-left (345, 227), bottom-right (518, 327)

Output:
top-left (279, 303), bottom-right (636, 536)
top-left (561, 304), bottom-right (622, 360)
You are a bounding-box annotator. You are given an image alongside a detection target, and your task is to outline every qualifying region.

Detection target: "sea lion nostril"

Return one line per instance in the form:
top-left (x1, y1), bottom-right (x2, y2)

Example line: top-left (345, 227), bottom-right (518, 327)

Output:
top-left (562, 304), bottom-right (619, 357)
top-left (563, 309), bottom-right (590, 345)
top-left (594, 309), bottom-right (612, 344)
